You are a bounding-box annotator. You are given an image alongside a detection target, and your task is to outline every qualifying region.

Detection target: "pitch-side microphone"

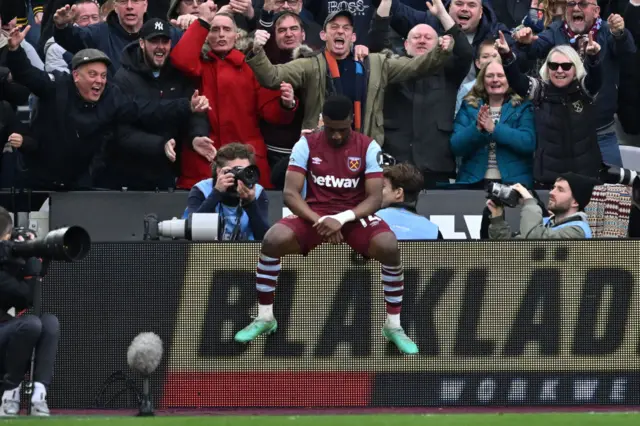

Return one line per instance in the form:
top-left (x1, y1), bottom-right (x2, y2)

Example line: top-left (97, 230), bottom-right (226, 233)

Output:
top-left (127, 332), bottom-right (163, 416)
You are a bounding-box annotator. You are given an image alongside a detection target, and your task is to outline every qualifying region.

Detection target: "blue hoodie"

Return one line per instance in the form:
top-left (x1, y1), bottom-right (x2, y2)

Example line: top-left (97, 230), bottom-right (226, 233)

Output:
top-left (389, 0), bottom-right (516, 56)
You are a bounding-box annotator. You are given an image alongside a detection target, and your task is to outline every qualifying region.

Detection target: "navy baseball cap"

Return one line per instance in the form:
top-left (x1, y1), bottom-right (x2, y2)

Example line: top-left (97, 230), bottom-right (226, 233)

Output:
top-left (140, 18), bottom-right (172, 40)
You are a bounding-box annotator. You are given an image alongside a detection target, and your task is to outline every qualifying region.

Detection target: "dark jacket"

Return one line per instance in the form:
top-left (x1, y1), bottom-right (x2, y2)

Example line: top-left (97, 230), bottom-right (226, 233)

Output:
top-left (389, 0), bottom-right (516, 56)
top-left (150, 0), bottom-right (172, 19)
top-left (598, 0), bottom-right (635, 19)
top-left (370, 16), bottom-right (472, 178)
top-left (53, 11), bottom-right (183, 75)
top-left (305, 0), bottom-right (375, 46)
top-left (6, 46), bottom-right (195, 190)
top-left (617, 2), bottom-right (640, 134)
top-left (503, 51), bottom-right (603, 185)
top-left (0, 47), bottom-right (31, 106)
top-left (0, 100), bottom-right (37, 188)
top-left (107, 42), bottom-right (210, 190)
top-left (515, 19), bottom-right (636, 131)
top-left (0, 267), bottom-right (37, 324)
top-left (0, 0), bottom-right (48, 26)
top-left (490, 0), bottom-right (532, 30)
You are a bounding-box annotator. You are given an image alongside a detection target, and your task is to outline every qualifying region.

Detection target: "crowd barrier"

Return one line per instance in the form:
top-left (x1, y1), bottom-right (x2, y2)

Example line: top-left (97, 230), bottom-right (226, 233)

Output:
top-left (46, 190), bottom-right (536, 241)
top-left (40, 240), bottom-right (640, 409)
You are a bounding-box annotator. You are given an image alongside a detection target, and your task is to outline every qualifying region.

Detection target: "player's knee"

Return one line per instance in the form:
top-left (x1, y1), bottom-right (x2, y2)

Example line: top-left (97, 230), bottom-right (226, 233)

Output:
top-left (368, 232), bottom-right (400, 265)
top-left (262, 224), bottom-right (296, 256)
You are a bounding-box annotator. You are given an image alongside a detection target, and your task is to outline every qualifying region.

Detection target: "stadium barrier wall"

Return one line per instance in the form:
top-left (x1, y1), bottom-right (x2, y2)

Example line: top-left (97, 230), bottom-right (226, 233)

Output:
top-left (40, 240), bottom-right (640, 409)
top-left (47, 190), bottom-right (535, 241)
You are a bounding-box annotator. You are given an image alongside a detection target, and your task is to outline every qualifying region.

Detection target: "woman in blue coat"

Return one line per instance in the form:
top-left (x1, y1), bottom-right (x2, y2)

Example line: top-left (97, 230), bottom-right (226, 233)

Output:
top-left (451, 60), bottom-right (536, 188)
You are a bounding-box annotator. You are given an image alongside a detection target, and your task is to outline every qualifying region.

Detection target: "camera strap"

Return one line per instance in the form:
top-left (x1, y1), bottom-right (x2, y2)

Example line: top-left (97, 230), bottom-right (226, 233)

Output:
top-left (217, 203), bottom-right (244, 241)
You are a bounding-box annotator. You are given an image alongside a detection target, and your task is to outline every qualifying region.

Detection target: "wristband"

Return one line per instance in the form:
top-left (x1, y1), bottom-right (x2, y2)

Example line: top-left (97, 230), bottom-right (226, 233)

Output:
top-left (328, 210), bottom-right (356, 226)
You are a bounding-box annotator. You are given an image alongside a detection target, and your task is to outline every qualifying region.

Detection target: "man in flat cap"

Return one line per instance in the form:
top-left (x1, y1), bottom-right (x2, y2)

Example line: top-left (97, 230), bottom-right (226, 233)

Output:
top-left (5, 25), bottom-right (210, 190)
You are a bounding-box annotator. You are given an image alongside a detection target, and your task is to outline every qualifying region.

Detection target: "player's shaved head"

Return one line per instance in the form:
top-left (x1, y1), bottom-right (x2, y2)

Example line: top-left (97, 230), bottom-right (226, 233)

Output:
top-left (322, 95), bottom-right (353, 121)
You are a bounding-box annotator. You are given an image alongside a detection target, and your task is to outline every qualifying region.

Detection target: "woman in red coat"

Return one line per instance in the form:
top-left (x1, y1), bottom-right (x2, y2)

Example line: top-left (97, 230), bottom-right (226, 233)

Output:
top-left (171, 12), bottom-right (297, 189)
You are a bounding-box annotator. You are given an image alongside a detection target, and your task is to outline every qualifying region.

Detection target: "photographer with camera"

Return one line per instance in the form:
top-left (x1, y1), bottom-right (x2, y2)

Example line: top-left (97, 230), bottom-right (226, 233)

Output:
top-left (183, 143), bottom-right (269, 241)
top-left (487, 173), bottom-right (598, 239)
top-left (0, 207), bottom-right (57, 417)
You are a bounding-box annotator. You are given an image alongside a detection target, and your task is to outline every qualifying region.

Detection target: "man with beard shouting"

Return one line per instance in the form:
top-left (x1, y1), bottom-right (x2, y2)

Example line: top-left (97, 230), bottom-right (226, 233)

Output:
top-left (103, 18), bottom-right (213, 190)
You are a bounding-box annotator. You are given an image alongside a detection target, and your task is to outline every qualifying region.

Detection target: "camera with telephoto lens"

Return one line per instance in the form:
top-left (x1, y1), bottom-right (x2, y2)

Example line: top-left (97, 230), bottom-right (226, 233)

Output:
top-left (486, 182), bottom-right (522, 208)
top-left (599, 163), bottom-right (640, 208)
top-left (143, 213), bottom-right (220, 241)
top-left (0, 226), bottom-right (91, 264)
top-left (599, 163), bottom-right (639, 186)
top-left (225, 165), bottom-right (260, 196)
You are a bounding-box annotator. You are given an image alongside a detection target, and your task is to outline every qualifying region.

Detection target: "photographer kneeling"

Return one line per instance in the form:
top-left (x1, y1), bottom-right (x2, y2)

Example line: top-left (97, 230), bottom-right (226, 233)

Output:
top-left (488, 173), bottom-right (597, 239)
top-left (0, 208), bottom-right (57, 417)
top-left (184, 143), bottom-right (269, 241)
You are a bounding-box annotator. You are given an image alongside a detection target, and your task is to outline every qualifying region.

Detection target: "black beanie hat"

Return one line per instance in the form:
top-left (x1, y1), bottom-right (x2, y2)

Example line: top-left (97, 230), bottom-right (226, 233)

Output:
top-left (0, 1), bottom-right (27, 27)
top-left (558, 172), bottom-right (599, 211)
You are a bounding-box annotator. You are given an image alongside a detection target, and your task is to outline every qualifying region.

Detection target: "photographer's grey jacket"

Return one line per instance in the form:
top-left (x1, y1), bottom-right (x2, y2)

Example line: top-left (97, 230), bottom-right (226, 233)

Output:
top-left (489, 198), bottom-right (590, 239)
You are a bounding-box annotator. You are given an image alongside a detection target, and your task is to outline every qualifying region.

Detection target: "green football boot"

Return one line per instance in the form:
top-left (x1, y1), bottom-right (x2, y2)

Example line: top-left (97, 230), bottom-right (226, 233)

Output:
top-left (382, 326), bottom-right (419, 355)
top-left (234, 318), bottom-right (278, 343)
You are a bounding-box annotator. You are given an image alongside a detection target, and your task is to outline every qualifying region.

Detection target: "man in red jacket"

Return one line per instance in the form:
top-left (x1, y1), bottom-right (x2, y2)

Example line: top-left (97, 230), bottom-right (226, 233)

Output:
top-left (170, 2), bottom-right (297, 190)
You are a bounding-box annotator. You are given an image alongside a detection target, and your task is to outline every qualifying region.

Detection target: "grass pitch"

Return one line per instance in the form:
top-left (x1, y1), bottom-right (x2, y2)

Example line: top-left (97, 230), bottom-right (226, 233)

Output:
top-left (1, 413), bottom-right (639, 425)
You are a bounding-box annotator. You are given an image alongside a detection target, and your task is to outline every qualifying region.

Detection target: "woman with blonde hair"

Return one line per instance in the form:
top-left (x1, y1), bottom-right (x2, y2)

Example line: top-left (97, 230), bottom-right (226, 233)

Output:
top-left (496, 31), bottom-right (603, 188)
top-left (450, 59), bottom-right (536, 188)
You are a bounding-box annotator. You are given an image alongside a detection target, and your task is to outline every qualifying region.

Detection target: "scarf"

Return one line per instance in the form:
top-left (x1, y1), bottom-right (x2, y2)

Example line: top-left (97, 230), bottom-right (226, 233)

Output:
top-left (323, 50), bottom-right (364, 132)
top-left (563, 17), bottom-right (602, 58)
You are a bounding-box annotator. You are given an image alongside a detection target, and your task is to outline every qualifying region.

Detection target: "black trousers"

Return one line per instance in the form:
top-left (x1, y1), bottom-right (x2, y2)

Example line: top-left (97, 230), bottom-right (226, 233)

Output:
top-left (0, 314), bottom-right (59, 391)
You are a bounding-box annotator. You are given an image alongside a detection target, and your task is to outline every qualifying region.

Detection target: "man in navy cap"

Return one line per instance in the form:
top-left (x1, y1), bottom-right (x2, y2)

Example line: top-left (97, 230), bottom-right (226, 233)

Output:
top-left (105, 18), bottom-right (212, 190)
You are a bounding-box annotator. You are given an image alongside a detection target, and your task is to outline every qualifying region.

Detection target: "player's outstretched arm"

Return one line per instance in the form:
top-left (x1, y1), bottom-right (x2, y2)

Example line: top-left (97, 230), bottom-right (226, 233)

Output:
top-left (283, 171), bottom-right (321, 224)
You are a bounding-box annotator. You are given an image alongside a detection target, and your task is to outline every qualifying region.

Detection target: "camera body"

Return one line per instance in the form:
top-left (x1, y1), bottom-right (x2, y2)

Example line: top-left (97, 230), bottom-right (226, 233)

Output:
top-left (11, 226), bottom-right (37, 242)
top-left (486, 182), bottom-right (522, 208)
top-left (225, 165), bottom-right (260, 196)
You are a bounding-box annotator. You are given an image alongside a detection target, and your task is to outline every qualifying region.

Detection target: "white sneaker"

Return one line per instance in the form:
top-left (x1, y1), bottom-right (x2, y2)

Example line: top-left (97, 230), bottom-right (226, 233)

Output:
top-left (30, 400), bottom-right (50, 416)
top-left (0, 399), bottom-right (20, 416)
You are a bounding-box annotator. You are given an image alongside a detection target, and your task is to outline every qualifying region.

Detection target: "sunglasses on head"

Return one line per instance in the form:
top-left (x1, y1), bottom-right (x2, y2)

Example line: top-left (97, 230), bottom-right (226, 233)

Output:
top-left (548, 62), bottom-right (574, 71)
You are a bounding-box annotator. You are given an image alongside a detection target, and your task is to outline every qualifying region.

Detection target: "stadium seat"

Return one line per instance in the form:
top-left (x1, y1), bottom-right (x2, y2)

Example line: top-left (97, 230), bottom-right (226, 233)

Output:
top-left (619, 145), bottom-right (640, 171)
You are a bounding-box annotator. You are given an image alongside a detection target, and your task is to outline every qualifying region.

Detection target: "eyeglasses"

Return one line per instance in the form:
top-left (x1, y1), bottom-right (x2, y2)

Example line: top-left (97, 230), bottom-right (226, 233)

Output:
top-left (181, 0), bottom-right (207, 5)
top-left (548, 62), bottom-right (574, 71)
top-left (566, 1), bottom-right (597, 10)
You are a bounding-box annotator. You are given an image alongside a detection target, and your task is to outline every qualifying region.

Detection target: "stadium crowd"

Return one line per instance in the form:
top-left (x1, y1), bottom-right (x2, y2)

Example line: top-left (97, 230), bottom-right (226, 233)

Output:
top-left (0, 0), bottom-right (637, 220)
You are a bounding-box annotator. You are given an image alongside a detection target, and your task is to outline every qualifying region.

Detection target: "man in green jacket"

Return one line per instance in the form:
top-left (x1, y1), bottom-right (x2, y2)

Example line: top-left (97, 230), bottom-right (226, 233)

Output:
top-left (488, 173), bottom-right (598, 239)
top-left (245, 0), bottom-right (456, 146)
